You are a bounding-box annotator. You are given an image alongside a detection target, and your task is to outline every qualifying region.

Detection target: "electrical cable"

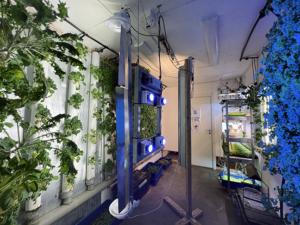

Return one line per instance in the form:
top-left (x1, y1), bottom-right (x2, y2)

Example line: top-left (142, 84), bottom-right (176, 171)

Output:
top-left (53, 11), bottom-right (119, 57)
top-left (160, 15), bottom-right (168, 42)
top-left (168, 54), bottom-right (179, 70)
top-left (131, 25), bottom-right (158, 37)
top-left (86, 19), bottom-right (108, 31)
top-left (139, 0), bottom-right (148, 27)
top-left (128, 154), bottom-right (180, 218)
top-left (131, 49), bottom-right (177, 78)
top-left (158, 11), bottom-right (162, 81)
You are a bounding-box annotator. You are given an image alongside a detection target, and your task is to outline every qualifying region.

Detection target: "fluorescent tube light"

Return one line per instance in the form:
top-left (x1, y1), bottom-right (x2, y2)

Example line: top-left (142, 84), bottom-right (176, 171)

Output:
top-left (202, 16), bottom-right (219, 66)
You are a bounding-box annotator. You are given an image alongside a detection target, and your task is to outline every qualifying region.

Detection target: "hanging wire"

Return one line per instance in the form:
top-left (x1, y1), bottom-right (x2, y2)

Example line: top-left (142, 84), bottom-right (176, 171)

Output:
top-left (131, 49), bottom-right (177, 78)
top-left (139, 0), bottom-right (147, 27)
top-left (131, 25), bottom-right (158, 37)
top-left (86, 19), bottom-right (108, 31)
top-left (128, 154), bottom-right (180, 218)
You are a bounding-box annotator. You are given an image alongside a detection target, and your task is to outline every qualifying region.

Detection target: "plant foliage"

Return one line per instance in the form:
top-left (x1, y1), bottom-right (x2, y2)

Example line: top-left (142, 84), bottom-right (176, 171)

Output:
top-left (67, 93), bottom-right (84, 109)
top-left (257, 0), bottom-right (300, 223)
top-left (0, 1), bottom-right (87, 223)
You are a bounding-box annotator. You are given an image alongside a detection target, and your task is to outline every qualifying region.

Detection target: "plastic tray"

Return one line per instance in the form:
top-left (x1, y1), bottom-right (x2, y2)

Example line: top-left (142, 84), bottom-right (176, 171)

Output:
top-left (76, 199), bottom-right (123, 225)
top-left (155, 157), bottom-right (172, 170)
top-left (150, 170), bottom-right (162, 186)
top-left (141, 162), bottom-right (163, 180)
top-left (224, 114), bottom-right (247, 116)
top-left (220, 172), bottom-right (260, 190)
top-left (133, 170), bottom-right (151, 200)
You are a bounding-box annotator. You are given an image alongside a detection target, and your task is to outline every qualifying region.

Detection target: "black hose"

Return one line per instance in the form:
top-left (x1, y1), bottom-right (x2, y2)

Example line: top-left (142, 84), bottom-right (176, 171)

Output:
top-left (240, 3), bottom-right (269, 61)
top-left (53, 11), bottom-right (119, 57)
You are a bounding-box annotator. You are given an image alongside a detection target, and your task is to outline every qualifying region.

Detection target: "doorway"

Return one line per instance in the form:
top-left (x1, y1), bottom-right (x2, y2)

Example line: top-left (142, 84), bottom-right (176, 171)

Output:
top-left (191, 96), bottom-right (213, 168)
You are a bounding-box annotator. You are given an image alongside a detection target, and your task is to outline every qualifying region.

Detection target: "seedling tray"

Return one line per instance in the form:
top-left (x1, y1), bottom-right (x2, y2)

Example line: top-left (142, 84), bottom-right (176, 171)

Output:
top-left (220, 172), bottom-right (260, 190)
top-left (141, 162), bottom-right (163, 180)
top-left (133, 170), bottom-right (151, 200)
top-left (141, 162), bottom-right (163, 186)
top-left (76, 199), bottom-right (123, 225)
top-left (224, 114), bottom-right (247, 116)
top-left (150, 170), bottom-right (162, 186)
top-left (155, 157), bottom-right (172, 170)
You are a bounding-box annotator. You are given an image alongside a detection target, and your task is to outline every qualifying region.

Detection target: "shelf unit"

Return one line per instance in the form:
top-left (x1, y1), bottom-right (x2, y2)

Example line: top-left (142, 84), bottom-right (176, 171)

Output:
top-left (221, 99), bottom-right (255, 195)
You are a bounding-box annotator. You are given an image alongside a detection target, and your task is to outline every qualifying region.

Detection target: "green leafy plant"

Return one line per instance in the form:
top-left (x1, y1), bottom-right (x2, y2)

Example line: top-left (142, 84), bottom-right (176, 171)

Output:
top-left (90, 60), bottom-right (118, 160)
top-left (0, 108), bottom-right (83, 223)
top-left (64, 116), bottom-right (83, 136)
top-left (0, 1), bottom-right (88, 223)
top-left (68, 71), bottom-right (86, 90)
top-left (0, 0), bottom-right (88, 112)
top-left (241, 83), bottom-right (264, 110)
top-left (87, 151), bottom-right (100, 170)
top-left (147, 165), bottom-right (159, 173)
top-left (89, 62), bottom-right (156, 177)
top-left (158, 159), bottom-right (169, 165)
top-left (140, 105), bottom-right (157, 139)
top-left (84, 129), bottom-right (102, 145)
top-left (104, 159), bottom-right (114, 173)
top-left (91, 208), bottom-right (115, 225)
top-left (67, 93), bottom-right (84, 109)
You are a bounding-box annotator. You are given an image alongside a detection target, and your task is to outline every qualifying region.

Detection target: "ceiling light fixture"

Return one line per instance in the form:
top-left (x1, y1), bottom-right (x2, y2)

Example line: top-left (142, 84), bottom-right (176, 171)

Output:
top-left (202, 16), bottom-right (219, 66)
top-left (106, 9), bottom-right (131, 33)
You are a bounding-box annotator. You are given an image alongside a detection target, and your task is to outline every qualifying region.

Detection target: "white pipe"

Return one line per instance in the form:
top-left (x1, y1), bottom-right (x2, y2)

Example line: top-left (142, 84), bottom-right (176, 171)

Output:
top-left (86, 52), bottom-right (100, 182)
top-left (25, 64), bottom-right (42, 212)
top-left (25, 197), bottom-right (41, 211)
top-left (61, 54), bottom-right (78, 203)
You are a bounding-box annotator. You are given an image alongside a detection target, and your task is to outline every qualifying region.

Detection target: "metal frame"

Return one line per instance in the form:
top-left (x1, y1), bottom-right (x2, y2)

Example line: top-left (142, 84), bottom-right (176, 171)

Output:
top-left (133, 66), bottom-right (163, 163)
top-left (223, 99), bottom-right (255, 195)
top-left (164, 57), bottom-right (203, 225)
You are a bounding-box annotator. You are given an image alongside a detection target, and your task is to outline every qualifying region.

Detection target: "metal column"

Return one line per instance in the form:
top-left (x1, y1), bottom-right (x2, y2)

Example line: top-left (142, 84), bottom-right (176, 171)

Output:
top-left (164, 57), bottom-right (203, 225)
top-left (116, 26), bottom-right (133, 212)
top-left (184, 59), bottom-right (192, 220)
top-left (226, 101), bottom-right (230, 193)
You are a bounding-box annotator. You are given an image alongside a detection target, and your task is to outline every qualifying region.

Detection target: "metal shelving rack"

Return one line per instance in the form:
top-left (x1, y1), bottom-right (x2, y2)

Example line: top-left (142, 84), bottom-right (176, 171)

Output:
top-left (222, 99), bottom-right (255, 195)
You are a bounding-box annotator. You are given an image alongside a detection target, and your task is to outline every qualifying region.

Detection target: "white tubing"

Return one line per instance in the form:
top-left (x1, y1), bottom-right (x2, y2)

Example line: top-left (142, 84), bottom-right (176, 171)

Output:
top-left (25, 196), bottom-right (42, 211)
top-left (86, 52), bottom-right (100, 181)
top-left (25, 65), bottom-right (42, 212)
top-left (61, 55), bottom-right (78, 197)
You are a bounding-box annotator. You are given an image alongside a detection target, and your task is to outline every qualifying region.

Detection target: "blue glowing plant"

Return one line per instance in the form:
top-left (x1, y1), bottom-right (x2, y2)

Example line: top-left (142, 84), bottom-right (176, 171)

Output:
top-left (258, 0), bottom-right (300, 223)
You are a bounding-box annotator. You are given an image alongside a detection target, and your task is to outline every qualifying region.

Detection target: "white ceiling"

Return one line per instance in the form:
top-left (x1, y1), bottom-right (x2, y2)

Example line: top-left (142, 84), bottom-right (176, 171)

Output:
top-left (49, 0), bottom-right (277, 87)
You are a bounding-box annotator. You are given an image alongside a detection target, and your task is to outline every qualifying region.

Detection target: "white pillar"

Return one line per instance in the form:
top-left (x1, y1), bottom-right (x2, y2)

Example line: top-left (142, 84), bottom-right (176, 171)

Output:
top-left (60, 61), bottom-right (78, 204)
top-left (86, 52), bottom-right (100, 190)
top-left (24, 64), bottom-right (45, 224)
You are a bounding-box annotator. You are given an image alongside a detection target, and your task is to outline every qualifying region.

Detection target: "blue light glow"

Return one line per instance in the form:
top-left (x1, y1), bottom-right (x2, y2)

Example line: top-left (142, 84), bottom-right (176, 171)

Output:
top-left (148, 144), bottom-right (153, 153)
top-left (149, 94), bottom-right (154, 102)
top-left (161, 98), bottom-right (167, 105)
top-left (162, 138), bottom-right (166, 145)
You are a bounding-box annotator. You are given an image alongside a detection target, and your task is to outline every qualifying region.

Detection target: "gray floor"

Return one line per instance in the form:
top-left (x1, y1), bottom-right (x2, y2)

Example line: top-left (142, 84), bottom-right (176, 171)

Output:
top-left (122, 161), bottom-right (246, 225)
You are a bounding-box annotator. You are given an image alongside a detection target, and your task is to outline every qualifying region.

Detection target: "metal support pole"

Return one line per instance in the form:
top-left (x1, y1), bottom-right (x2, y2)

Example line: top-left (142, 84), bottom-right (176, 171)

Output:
top-left (226, 101), bottom-right (230, 194)
top-left (164, 57), bottom-right (203, 225)
top-left (185, 59), bottom-right (192, 220)
top-left (250, 108), bottom-right (255, 188)
top-left (116, 26), bottom-right (133, 212)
